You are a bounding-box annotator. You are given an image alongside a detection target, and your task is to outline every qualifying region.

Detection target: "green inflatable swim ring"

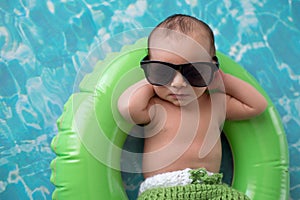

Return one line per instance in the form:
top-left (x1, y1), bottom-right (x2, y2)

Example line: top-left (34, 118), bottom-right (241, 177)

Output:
top-left (50, 38), bottom-right (289, 200)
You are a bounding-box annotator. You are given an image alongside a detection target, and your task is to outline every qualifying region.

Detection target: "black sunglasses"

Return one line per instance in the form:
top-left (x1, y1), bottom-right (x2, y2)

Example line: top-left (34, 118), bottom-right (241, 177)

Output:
top-left (140, 56), bottom-right (219, 87)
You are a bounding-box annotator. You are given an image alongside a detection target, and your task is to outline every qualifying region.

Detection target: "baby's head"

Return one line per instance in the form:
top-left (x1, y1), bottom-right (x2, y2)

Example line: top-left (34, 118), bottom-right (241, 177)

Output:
top-left (148, 14), bottom-right (216, 60)
top-left (143, 14), bottom-right (218, 106)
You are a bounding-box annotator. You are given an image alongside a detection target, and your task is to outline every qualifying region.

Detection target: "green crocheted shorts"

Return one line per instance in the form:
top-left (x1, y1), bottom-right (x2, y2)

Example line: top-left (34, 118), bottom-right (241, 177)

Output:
top-left (138, 168), bottom-right (250, 200)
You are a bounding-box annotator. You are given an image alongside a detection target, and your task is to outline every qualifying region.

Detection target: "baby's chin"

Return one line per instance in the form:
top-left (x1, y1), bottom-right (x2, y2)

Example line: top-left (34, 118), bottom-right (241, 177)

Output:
top-left (168, 98), bottom-right (196, 107)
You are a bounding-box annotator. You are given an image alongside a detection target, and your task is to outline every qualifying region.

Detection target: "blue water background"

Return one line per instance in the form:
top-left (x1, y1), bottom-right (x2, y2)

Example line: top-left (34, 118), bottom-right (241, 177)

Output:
top-left (0, 0), bottom-right (299, 199)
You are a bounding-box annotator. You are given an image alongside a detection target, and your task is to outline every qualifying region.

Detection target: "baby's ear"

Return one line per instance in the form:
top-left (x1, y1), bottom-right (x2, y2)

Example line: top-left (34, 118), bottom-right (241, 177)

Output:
top-left (212, 56), bottom-right (219, 68)
top-left (212, 56), bottom-right (218, 62)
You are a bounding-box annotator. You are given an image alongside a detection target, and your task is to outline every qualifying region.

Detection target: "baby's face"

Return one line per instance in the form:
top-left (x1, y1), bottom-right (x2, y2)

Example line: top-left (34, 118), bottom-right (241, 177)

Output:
top-left (153, 79), bottom-right (207, 107)
top-left (150, 52), bottom-right (213, 106)
top-left (148, 35), bottom-right (214, 106)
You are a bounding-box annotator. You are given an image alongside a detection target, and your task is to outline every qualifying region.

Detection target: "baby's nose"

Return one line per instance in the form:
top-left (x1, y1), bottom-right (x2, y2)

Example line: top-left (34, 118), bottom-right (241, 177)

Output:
top-left (170, 71), bottom-right (187, 88)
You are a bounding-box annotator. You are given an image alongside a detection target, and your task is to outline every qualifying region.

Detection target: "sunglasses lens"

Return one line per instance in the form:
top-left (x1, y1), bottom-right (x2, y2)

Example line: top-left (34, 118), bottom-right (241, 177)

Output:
top-left (184, 63), bottom-right (215, 87)
top-left (141, 63), bottom-right (175, 86)
top-left (141, 56), bottom-right (219, 87)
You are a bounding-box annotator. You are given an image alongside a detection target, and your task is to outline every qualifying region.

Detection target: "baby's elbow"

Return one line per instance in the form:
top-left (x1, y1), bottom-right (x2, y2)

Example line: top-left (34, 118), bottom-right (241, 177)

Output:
top-left (117, 98), bottom-right (131, 121)
top-left (261, 98), bottom-right (268, 112)
top-left (118, 103), bottom-right (126, 118)
top-left (254, 97), bottom-right (268, 116)
top-left (119, 100), bottom-right (143, 125)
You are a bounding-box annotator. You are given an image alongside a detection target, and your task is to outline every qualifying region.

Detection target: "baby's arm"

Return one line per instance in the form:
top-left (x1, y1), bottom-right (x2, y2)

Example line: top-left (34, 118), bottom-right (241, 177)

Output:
top-left (219, 70), bottom-right (268, 120)
top-left (118, 79), bottom-right (155, 124)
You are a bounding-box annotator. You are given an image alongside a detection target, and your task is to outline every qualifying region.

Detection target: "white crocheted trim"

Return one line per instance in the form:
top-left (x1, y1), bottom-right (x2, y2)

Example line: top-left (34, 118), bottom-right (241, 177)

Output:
top-left (139, 168), bottom-right (193, 195)
top-left (139, 168), bottom-right (216, 195)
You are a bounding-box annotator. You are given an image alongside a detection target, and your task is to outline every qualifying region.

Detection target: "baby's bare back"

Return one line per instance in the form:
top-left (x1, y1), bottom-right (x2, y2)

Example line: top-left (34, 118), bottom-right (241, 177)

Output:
top-left (142, 93), bottom-right (223, 178)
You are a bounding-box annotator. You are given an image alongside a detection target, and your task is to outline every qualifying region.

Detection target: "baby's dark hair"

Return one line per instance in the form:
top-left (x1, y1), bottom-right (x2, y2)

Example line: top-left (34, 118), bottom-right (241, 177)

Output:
top-left (148, 14), bottom-right (216, 56)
